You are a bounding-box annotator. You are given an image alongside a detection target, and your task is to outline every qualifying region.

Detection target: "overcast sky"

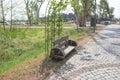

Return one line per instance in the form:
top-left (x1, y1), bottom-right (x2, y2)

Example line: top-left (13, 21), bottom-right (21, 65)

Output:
top-left (109, 0), bottom-right (120, 18)
top-left (40, 0), bottom-right (120, 18)
top-left (1, 0), bottom-right (120, 20)
top-left (102, 0), bottom-right (120, 18)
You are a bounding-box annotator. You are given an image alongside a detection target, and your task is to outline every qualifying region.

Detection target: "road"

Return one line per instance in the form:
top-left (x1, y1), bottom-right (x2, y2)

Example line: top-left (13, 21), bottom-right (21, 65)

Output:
top-left (50, 25), bottom-right (120, 80)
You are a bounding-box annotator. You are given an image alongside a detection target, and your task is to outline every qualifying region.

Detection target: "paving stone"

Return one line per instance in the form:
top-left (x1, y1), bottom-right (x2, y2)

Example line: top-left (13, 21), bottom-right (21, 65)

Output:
top-left (50, 25), bottom-right (120, 80)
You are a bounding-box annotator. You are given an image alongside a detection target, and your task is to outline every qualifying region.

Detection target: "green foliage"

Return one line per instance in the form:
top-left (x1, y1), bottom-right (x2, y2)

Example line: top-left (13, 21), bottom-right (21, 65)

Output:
top-left (0, 29), bottom-right (25, 62)
top-left (45, 0), bottom-right (68, 56)
top-left (97, 0), bottom-right (114, 19)
top-left (0, 28), bottom-right (44, 63)
top-left (62, 28), bottom-right (87, 40)
top-left (109, 7), bottom-right (114, 19)
top-left (71, 0), bottom-right (82, 17)
top-left (24, 0), bottom-right (44, 25)
top-left (71, 0), bottom-right (94, 27)
top-left (0, 28), bottom-right (45, 74)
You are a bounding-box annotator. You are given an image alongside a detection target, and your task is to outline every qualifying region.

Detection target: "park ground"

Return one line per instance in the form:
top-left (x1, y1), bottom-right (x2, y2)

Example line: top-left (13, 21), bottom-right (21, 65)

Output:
top-left (50, 24), bottom-right (120, 80)
top-left (0, 24), bottom-right (108, 80)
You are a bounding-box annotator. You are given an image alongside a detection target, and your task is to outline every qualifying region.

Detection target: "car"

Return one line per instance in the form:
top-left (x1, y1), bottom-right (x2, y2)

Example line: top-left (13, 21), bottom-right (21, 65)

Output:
top-left (100, 21), bottom-right (111, 25)
top-left (12, 22), bottom-right (26, 25)
top-left (0, 21), bottom-right (10, 25)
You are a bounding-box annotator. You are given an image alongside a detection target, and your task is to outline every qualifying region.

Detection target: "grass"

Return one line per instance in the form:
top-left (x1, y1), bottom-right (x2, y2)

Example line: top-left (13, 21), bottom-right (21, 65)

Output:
top-left (62, 23), bottom-right (75, 27)
top-left (62, 28), bottom-right (88, 40)
top-left (0, 26), bottom-right (88, 74)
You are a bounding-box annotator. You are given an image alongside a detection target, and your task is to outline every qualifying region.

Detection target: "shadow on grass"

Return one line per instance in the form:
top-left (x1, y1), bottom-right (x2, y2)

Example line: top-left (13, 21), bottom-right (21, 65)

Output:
top-left (36, 50), bottom-right (77, 80)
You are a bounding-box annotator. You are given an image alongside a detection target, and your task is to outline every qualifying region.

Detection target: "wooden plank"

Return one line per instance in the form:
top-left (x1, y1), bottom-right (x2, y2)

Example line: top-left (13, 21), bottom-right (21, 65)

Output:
top-left (53, 38), bottom-right (62, 46)
top-left (51, 36), bottom-right (76, 59)
top-left (53, 35), bottom-right (68, 46)
top-left (63, 46), bottom-right (75, 55)
top-left (61, 35), bottom-right (68, 41)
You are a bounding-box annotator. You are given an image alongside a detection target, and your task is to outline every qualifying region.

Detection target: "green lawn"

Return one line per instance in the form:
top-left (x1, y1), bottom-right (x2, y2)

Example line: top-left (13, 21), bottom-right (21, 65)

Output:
top-left (0, 26), bottom-right (87, 74)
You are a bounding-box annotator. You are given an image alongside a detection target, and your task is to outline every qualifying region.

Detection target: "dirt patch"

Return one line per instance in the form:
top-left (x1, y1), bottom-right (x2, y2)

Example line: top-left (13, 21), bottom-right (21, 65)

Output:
top-left (0, 24), bottom-right (107, 80)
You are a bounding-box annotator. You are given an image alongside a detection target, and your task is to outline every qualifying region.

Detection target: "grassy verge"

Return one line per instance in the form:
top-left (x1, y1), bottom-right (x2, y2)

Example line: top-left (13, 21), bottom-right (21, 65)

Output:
top-left (0, 27), bottom-right (88, 74)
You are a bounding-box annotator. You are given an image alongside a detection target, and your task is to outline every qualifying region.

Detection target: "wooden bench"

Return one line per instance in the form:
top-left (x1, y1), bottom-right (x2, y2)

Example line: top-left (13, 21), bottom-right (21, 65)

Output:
top-left (50, 36), bottom-right (77, 59)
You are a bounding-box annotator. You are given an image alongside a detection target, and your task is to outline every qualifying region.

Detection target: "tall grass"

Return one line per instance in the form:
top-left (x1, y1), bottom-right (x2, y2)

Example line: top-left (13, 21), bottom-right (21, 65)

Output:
top-left (0, 28), bottom-right (45, 74)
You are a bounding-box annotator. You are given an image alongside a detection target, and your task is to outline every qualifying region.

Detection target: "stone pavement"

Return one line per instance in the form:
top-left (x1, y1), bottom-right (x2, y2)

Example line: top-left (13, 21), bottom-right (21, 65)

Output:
top-left (50, 25), bottom-right (120, 80)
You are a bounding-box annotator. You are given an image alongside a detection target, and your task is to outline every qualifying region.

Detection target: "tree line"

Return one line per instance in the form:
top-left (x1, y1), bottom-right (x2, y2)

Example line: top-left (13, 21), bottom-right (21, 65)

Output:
top-left (40, 13), bottom-right (76, 22)
top-left (0, 0), bottom-right (115, 30)
top-left (72, 0), bottom-right (114, 28)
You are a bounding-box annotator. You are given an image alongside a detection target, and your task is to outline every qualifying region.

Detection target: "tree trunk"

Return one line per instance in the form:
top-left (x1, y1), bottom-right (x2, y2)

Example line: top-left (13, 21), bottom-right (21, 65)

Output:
top-left (75, 11), bottom-right (81, 29)
top-left (24, 0), bottom-right (32, 26)
top-left (27, 8), bottom-right (32, 26)
top-left (83, 1), bottom-right (88, 27)
top-left (1, 0), bottom-right (5, 30)
top-left (36, 1), bottom-right (44, 25)
top-left (10, 0), bottom-right (12, 31)
top-left (36, 5), bottom-right (41, 25)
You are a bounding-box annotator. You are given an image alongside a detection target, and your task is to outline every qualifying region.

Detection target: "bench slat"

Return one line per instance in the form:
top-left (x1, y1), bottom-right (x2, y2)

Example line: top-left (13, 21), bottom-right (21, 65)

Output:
top-left (50, 35), bottom-right (77, 59)
top-left (63, 46), bottom-right (75, 55)
top-left (53, 35), bottom-right (68, 46)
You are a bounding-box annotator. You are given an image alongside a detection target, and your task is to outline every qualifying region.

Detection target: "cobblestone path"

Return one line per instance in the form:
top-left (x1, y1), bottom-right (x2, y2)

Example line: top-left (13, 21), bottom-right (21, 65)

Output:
top-left (50, 25), bottom-right (120, 80)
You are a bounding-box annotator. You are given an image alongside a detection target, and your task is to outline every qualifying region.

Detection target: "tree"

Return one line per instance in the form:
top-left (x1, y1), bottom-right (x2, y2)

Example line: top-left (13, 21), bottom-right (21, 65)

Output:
top-left (71, 0), bottom-right (82, 29)
top-left (24, 0), bottom-right (44, 25)
top-left (10, 0), bottom-right (12, 31)
top-left (97, 0), bottom-right (114, 21)
top-left (24, 0), bottom-right (32, 25)
top-left (0, 0), bottom-right (5, 30)
top-left (71, 0), bottom-right (94, 27)
top-left (109, 7), bottom-right (114, 19)
top-left (45, 0), bottom-right (68, 57)
top-left (98, 0), bottom-right (110, 19)
top-left (81, 0), bottom-right (94, 26)
top-left (34, 0), bottom-right (44, 25)
top-left (62, 13), bottom-right (76, 22)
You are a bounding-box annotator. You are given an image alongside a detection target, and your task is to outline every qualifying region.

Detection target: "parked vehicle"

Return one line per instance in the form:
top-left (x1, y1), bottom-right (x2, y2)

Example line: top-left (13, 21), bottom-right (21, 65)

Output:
top-left (100, 21), bottom-right (111, 25)
top-left (0, 21), bottom-right (10, 25)
top-left (12, 22), bottom-right (26, 25)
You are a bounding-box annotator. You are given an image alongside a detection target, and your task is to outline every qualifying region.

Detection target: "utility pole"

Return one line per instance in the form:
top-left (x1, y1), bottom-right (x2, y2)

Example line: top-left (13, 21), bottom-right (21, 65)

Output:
top-left (93, 0), bottom-right (96, 32)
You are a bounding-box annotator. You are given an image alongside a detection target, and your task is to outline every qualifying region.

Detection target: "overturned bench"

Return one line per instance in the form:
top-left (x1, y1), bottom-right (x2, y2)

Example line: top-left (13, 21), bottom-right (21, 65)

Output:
top-left (50, 35), bottom-right (77, 59)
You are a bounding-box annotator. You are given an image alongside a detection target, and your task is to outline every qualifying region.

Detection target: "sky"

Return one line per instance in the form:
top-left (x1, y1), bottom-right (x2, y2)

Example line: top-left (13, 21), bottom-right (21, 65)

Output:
top-left (100, 0), bottom-right (120, 18)
top-left (1, 0), bottom-right (120, 20)
top-left (108, 0), bottom-right (120, 18)
top-left (40, 0), bottom-right (120, 18)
